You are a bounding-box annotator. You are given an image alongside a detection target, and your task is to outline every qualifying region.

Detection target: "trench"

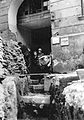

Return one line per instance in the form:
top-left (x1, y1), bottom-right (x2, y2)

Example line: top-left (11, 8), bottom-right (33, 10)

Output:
top-left (17, 0), bottom-right (52, 119)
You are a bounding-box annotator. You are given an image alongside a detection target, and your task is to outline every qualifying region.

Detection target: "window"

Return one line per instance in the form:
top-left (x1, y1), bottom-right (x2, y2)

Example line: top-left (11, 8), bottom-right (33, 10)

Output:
top-left (43, 0), bottom-right (49, 11)
top-left (29, 0), bottom-right (49, 14)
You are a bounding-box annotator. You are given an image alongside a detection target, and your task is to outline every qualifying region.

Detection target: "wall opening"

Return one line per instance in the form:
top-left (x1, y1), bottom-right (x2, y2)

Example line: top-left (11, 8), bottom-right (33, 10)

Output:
top-left (31, 27), bottom-right (51, 54)
top-left (17, 0), bottom-right (52, 73)
top-left (8, 0), bottom-right (52, 73)
top-left (17, 0), bottom-right (49, 17)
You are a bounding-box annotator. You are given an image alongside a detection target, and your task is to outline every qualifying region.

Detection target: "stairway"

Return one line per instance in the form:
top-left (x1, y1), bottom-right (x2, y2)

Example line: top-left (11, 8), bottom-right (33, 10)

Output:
top-left (29, 75), bottom-right (44, 93)
top-left (21, 74), bottom-right (50, 105)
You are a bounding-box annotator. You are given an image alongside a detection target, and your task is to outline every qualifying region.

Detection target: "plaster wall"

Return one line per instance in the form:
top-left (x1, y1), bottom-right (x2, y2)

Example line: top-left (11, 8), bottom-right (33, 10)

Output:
top-left (50, 0), bottom-right (84, 73)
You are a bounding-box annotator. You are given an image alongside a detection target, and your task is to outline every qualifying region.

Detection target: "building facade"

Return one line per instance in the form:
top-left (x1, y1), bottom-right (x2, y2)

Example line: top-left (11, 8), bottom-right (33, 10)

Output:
top-left (0, 0), bottom-right (84, 73)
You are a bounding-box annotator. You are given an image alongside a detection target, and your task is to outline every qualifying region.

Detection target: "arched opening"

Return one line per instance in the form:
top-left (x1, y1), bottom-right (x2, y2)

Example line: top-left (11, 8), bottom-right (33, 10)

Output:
top-left (8, 0), bottom-right (52, 73)
top-left (17, 0), bottom-right (52, 73)
top-left (17, 0), bottom-right (52, 49)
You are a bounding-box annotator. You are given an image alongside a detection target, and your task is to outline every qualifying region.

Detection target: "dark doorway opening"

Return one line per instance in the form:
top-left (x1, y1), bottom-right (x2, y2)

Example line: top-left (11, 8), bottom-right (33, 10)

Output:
top-left (17, 25), bottom-right (52, 73)
top-left (17, 0), bottom-right (52, 74)
top-left (30, 26), bottom-right (52, 73)
top-left (31, 26), bottom-right (51, 54)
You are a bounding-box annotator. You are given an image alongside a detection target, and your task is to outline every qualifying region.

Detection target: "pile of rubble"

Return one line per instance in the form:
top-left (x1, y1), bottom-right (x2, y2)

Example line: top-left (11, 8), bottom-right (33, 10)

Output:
top-left (2, 39), bottom-right (27, 76)
top-left (0, 76), bottom-right (17, 120)
top-left (0, 37), bottom-right (29, 120)
top-left (3, 76), bottom-right (17, 120)
top-left (63, 80), bottom-right (84, 110)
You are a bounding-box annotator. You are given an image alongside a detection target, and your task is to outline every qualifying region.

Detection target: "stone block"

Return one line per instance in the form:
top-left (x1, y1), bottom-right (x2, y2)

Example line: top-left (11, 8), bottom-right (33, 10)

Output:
top-left (76, 69), bottom-right (84, 80)
top-left (21, 94), bottom-right (50, 105)
top-left (2, 76), bottom-right (17, 120)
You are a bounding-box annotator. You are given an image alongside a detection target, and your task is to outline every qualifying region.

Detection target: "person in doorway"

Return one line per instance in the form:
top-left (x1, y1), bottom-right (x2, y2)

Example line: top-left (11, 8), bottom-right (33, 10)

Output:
top-left (34, 51), bottom-right (38, 60)
top-left (38, 48), bottom-right (44, 58)
top-left (38, 48), bottom-right (51, 73)
top-left (33, 51), bottom-right (40, 73)
top-left (37, 48), bottom-right (44, 72)
top-left (18, 42), bottom-right (30, 73)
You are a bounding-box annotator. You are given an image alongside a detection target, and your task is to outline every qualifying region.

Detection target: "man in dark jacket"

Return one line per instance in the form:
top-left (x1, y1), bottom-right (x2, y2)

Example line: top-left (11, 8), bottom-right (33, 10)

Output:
top-left (18, 42), bottom-right (30, 73)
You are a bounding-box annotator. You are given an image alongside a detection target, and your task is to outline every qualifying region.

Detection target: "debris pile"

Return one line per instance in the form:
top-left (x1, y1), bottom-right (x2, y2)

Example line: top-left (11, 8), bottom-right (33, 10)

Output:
top-left (0, 37), bottom-right (27, 77)
top-left (3, 39), bottom-right (27, 75)
top-left (0, 37), bottom-right (29, 120)
top-left (0, 37), bottom-right (9, 77)
top-left (63, 80), bottom-right (84, 110)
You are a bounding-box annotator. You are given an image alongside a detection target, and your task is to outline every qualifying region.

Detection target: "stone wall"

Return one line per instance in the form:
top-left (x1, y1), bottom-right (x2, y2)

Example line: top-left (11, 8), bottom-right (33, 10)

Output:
top-left (0, 36), bottom-right (30, 120)
top-left (2, 76), bottom-right (17, 120)
top-left (50, 0), bottom-right (84, 73)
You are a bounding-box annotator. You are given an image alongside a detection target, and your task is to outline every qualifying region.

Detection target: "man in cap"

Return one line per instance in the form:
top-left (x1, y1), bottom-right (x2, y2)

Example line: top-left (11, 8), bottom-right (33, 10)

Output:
top-left (38, 48), bottom-right (44, 58)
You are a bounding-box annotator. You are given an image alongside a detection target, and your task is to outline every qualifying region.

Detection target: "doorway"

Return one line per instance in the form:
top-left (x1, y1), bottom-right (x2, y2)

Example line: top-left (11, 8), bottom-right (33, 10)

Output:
top-left (30, 26), bottom-right (52, 73)
top-left (31, 26), bottom-right (51, 54)
top-left (17, 0), bottom-right (52, 73)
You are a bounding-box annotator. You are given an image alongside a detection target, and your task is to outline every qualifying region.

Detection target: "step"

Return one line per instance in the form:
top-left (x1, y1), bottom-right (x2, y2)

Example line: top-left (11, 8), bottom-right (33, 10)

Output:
top-left (33, 84), bottom-right (44, 90)
top-left (30, 79), bottom-right (39, 85)
top-left (29, 84), bottom-right (44, 93)
top-left (29, 84), bottom-right (44, 89)
top-left (21, 93), bottom-right (50, 105)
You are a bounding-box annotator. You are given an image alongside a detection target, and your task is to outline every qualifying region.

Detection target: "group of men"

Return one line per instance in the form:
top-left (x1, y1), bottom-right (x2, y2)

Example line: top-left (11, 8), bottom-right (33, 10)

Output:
top-left (32, 48), bottom-right (51, 73)
top-left (18, 42), bottom-right (51, 73)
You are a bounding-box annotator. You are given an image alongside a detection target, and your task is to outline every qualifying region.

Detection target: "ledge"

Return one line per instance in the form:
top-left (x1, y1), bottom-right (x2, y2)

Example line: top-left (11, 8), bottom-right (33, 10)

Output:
top-left (18, 10), bottom-right (50, 19)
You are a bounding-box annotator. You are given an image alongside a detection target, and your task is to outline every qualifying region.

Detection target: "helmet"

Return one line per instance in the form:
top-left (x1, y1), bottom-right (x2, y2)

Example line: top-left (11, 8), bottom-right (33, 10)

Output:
top-left (38, 48), bottom-right (42, 51)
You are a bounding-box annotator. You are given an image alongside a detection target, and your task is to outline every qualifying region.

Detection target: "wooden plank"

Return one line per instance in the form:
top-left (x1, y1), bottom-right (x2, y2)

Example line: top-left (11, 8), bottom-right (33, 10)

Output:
top-left (50, 0), bottom-right (81, 11)
top-left (0, 15), bottom-right (8, 24)
top-left (52, 6), bottom-right (81, 19)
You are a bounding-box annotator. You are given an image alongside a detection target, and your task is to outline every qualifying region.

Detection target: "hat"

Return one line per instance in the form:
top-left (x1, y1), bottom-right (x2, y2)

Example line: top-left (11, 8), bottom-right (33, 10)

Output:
top-left (38, 48), bottom-right (42, 51)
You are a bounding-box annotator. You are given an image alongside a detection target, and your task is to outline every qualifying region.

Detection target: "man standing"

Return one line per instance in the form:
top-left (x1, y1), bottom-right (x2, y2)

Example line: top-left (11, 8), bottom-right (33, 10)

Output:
top-left (18, 42), bottom-right (30, 73)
